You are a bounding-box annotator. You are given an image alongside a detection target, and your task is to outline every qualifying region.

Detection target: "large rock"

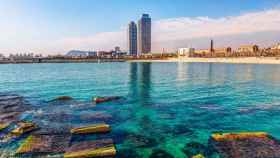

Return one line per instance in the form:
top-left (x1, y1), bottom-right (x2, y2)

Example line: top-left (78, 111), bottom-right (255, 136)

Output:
top-left (93, 96), bottom-right (122, 104)
top-left (182, 141), bottom-right (209, 158)
top-left (64, 139), bottom-right (116, 158)
top-left (210, 132), bottom-right (280, 158)
top-left (70, 124), bottom-right (111, 134)
top-left (11, 121), bottom-right (38, 137)
top-left (126, 133), bottom-right (158, 148)
top-left (149, 149), bottom-right (174, 158)
top-left (0, 123), bottom-right (9, 131)
top-left (52, 96), bottom-right (73, 101)
top-left (16, 134), bottom-right (71, 154)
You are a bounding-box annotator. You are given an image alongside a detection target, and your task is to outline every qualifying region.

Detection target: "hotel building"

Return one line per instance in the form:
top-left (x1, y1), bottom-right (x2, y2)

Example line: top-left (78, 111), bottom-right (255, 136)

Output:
top-left (138, 14), bottom-right (151, 55)
top-left (128, 21), bottom-right (138, 56)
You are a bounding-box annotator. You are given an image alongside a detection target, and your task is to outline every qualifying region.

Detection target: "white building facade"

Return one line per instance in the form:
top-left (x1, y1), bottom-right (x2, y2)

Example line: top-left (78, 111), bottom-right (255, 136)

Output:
top-left (178, 48), bottom-right (195, 57)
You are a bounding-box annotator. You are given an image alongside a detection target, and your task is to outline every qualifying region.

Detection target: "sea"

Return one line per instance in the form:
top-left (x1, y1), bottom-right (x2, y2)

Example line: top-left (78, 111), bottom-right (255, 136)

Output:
top-left (1, 62), bottom-right (280, 158)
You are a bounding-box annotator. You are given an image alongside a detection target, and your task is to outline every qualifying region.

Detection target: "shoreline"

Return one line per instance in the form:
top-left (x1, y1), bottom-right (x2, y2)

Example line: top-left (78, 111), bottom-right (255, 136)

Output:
top-left (1, 57), bottom-right (280, 65)
top-left (129, 57), bottom-right (280, 65)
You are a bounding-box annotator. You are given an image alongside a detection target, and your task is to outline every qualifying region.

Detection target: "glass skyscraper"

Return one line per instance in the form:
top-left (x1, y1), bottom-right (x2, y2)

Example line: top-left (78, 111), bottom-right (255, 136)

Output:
top-left (137, 14), bottom-right (151, 55)
top-left (128, 21), bottom-right (138, 56)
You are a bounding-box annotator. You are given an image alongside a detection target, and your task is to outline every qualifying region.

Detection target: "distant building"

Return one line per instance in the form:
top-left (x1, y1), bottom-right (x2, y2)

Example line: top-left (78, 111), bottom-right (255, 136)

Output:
top-left (115, 46), bottom-right (121, 52)
top-left (112, 47), bottom-right (127, 57)
top-left (210, 39), bottom-right (214, 53)
top-left (97, 51), bottom-right (113, 58)
top-left (237, 45), bottom-right (259, 53)
top-left (214, 47), bottom-right (232, 57)
top-left (178, 48), bottom-right (195, 57)
top-left (138, 14), bottom-right (151, 55)
top-left (0, 54), bottom-right (4, 60)
top-left (128, 21), bottom-right (138, 56)
top-left (66, 50), bottom-right (97, 58)
top-left (9, 53), bottom-right (34, 60)
top-left (194, 49), bottom-right (210, 57)
top-left (271, 43), bottom-right (280, 50)
top-left (87, 51), bottom-right (97, 57)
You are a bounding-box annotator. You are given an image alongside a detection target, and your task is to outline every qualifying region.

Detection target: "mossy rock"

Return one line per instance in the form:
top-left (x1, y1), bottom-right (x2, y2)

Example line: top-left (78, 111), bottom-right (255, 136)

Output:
top-left (182, 142), bottom-right (208, 158)
top-left (149, 149), bottom-right (174, 158)
top-left (126, 134), bottom-right (158, 148)
top-left (117, 149), bottom-right (141, 158)
top-left (54, 96), bottom-right (73, 101)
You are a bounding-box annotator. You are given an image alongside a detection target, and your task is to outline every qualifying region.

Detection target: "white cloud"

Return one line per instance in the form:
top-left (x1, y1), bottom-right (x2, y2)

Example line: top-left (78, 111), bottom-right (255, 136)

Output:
top-left (1, 8), bottom-right (280, 55)
top-left (153, 9), bottom-right (280, 42)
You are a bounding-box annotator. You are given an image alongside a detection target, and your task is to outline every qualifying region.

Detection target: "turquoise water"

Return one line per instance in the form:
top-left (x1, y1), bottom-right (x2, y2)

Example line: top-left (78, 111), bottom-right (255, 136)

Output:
top-left (1, 62), bottom-right (280, 158)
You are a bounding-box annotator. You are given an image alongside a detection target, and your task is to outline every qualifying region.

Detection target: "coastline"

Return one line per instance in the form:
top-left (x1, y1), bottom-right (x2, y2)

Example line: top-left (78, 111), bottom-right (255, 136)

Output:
top-left (129, 57), bottom-right (280, 65)
top-left (1, 57), bottom-right (280, 65)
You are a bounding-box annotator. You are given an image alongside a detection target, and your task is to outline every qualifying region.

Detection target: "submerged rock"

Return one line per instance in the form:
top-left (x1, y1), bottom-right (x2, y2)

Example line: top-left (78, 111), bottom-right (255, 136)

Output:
top-left (52, 96), bottom-right (73, 101)
top-left (11, 121), bottom-right (38, 137)
top-left (0, 123), bottom-right (9, 131)
top-left (16, 134), bottom-right (71, 155)
top-left (0, 94), bottom-right (30, 114)
top-left (192, 154), bottom-right (205, 158)
top-left (117, 149), bottom-right (141, 158)
top-left (126, 134), bottom-right (158, 148)
top-left (0, 112), bottom-right (21, 124)
top-left (210, 132), bottom-right (280, 158)
top-left (182, 142), bottom-right (208, 158)
top-left (64, 139), bottom-right (116, 158)
top-left (149, 149), bottom-right (174, 158)
top-left (93, 96), bottom-right (122, 104)
top-left (172, 124), bottom-right (194, 136)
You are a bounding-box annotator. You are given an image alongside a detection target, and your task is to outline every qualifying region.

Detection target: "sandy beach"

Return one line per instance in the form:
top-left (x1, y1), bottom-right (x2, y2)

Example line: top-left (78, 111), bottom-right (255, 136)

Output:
top-left (129, 57), bottom-right (280, 64)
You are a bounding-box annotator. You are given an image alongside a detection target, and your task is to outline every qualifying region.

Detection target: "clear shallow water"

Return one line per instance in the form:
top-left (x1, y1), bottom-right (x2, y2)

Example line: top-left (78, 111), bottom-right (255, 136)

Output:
top-left (1, 62), bottom-right (280, 158)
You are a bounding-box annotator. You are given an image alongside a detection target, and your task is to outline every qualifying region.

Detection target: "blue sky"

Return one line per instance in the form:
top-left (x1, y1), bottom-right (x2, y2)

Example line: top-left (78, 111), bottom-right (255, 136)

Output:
top-left (1, 0), bottom-right (280, 54)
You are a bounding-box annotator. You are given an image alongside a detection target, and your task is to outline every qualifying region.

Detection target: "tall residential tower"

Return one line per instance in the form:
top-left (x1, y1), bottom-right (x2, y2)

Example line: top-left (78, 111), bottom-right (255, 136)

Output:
top-left (137, 14), bottom-right (151, 55)
top-left (128, 21), bottom-right (138, 56)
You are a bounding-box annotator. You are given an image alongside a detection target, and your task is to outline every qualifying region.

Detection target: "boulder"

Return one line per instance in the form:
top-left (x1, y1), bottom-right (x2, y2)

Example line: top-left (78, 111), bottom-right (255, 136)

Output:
top-left (70, 124), bottom-right (111, 134)
top-left (126, 133), bottom-right (158, 148)
top-left (211, 132), bottom-right (268, 141)
top-left (93, 96), bottom-right (122, 104)
top-left (192, 154), bottom-right (205, 158)
top-left (11, 121), bottom-right (38, 136)
top-left (149, 149), bottom-right (174, 158)
top-left (210, 132), bottom-right (280, 158)
top-left (0, 123), bottom-right (9, 131)
top-left (16, 134), bottom-right (71, 154)
top-left (182, 142), bottom-right (208, 158)
top-left (53, 96), bottom-right (73, 101)
top-left (64, 139), bottom-right (116, 158)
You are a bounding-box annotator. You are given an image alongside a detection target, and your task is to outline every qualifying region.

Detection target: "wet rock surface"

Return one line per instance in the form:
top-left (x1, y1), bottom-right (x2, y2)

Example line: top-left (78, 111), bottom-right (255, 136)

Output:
top-left (149, 149), bottom-right (174, 158)
top-left (0, 94), bottom-right (115, 158)
top-left (182, 142), bottom-right (211, 158)
top-left (210, 135), bottom-right (280, 158)
top-left (126, 133), bottom-right (158, 148)
top-left (16, 134), bottom-right (71, 155)
top-left (52, 96), bottom-right (73, 101)
top-left (117, 149), bottom-right (142, 158)
top-left (0, 94), bottom-right (30, 124)
top-left (66, 139), bottom-right (114, 153)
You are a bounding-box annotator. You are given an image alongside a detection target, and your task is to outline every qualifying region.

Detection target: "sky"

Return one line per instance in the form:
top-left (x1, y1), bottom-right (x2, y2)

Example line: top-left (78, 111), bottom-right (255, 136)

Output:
top-left (0, 0), bottom-right (280, 55)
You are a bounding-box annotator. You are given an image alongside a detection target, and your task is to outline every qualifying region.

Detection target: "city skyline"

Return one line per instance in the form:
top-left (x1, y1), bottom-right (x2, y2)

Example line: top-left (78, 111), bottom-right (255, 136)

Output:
top-left (0, 0), bottom-right (280, 55)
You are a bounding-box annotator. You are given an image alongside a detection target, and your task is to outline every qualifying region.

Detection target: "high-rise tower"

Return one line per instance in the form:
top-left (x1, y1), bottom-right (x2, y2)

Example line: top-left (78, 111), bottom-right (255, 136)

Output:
top-left (128, 21), bottom-right (138, 56)
top-left (137, 14), bottom-right (151, 55)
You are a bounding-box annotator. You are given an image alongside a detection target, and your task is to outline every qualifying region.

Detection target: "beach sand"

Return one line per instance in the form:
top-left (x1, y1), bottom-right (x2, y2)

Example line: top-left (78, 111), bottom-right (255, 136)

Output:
top-left (129, 57), bottom-right (280, 64)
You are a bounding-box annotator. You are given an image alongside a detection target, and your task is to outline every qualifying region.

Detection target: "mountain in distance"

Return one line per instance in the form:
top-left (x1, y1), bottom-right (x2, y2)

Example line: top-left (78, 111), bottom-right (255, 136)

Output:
top-left (65, 50), bottom-right (89, 57)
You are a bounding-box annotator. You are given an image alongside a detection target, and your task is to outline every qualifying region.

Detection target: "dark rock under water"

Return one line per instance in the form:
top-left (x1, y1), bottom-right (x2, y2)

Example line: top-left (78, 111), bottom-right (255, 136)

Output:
top-left (149, 149), bottom-right (174, 158)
